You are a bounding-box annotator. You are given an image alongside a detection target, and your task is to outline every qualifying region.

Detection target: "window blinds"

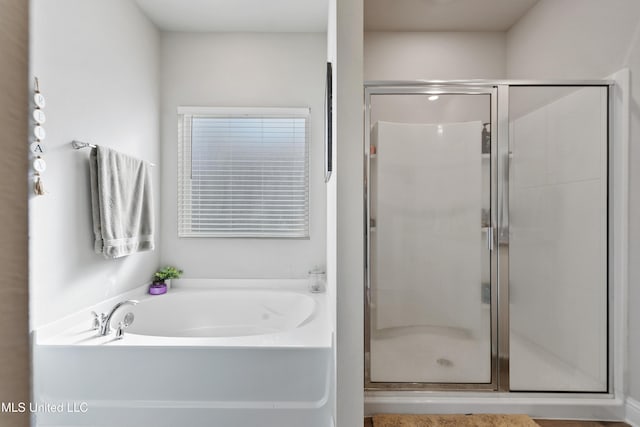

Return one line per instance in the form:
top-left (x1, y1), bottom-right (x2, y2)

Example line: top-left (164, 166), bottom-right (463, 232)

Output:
top-left (178, 107), bottom-right (310, 238)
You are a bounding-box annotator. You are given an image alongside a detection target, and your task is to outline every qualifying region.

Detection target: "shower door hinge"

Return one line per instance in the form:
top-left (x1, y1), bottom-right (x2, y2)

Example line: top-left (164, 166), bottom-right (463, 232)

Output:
top-left (486, 226), bottom-right (494, 251)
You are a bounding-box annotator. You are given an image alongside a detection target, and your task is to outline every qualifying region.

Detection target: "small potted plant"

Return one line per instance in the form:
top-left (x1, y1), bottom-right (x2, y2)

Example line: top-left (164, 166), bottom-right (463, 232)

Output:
top-left (149, 266), bottom-right (183, 295)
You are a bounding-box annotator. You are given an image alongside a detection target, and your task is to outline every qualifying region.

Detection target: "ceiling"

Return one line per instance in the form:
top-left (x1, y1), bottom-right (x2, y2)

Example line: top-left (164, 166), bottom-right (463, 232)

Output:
top-left (365, 0), bottom-right (540, 32)
top-left (135, 0), bottom-right (329, 32)
top-left (135, 0), bottom-right (538, 33)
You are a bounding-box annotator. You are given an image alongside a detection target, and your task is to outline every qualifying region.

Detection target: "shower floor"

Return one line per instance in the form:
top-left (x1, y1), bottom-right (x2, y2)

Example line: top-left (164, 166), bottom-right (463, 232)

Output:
top-left (370, 324), bottom-right (491, 383)
top-left (369, 322), bottom-right (604, 390)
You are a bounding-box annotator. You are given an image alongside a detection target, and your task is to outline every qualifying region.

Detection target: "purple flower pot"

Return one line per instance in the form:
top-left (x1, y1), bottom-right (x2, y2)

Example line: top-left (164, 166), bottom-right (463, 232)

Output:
top-left (149, 282), bottom-right (167, 295)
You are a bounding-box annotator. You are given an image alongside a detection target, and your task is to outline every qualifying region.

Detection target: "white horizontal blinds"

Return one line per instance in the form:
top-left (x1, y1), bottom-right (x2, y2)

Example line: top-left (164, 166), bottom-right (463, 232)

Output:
top-left (178, 108), bottom-right (309, 238)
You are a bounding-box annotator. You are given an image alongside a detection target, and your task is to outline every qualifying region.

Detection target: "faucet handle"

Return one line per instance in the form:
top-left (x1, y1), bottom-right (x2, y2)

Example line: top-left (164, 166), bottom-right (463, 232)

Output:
top-left (115, 312), bottom-right (135, 340)
top-left (91, 311), bottom-right (105, 330)
top-left (115, 322), bottom-right (125, 340)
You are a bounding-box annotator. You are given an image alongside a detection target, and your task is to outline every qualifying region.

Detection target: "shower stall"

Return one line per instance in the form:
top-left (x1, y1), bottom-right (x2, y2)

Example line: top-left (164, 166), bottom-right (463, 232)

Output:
top-left (364, 81), bottom-right (612, 394)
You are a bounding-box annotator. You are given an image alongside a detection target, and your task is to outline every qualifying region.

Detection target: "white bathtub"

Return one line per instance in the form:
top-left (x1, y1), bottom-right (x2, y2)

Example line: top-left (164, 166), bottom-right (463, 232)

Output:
top-left (127, 288), bottom-right (316, 338)
top-left (33, 280), bottom-right (332, 427)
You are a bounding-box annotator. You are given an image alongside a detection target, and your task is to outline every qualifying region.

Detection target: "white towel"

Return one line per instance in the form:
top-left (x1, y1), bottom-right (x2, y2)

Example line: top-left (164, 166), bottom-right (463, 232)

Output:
top-left (89, 146), bottom-right (154, 258)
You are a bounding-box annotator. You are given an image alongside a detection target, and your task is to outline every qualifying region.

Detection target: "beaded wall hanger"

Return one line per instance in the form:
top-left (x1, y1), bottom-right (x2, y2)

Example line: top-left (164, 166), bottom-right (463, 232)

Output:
top-left (32, 77), bottom-right (47, 196)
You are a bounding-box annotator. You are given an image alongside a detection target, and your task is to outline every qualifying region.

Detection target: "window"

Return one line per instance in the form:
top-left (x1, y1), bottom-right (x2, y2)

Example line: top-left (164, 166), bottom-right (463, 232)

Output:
top-left (178, 107), bottom-right (310, 238)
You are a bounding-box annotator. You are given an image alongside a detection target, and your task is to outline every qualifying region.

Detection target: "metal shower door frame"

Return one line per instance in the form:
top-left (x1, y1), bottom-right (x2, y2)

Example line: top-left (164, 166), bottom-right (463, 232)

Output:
top-left (364, 80), bottom-right (613, 393)
top-left (364, 84), bottom-right (500, 391)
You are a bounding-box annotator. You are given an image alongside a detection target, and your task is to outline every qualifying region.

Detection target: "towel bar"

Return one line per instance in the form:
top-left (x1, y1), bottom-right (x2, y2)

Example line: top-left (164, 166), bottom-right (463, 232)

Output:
top-left (71, 141), bottom-right (155, 166)
top-left (71, 140), bottom-right (96, 149)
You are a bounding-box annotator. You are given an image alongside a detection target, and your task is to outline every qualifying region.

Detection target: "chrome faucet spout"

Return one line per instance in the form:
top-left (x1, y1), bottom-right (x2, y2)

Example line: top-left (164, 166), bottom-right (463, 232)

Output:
top-left (98, 300), bottom-right (139, 336)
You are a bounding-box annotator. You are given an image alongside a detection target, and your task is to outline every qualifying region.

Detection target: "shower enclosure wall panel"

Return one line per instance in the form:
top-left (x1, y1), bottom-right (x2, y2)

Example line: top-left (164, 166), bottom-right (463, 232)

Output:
top-left (508, 86), bottom-right (608, 392)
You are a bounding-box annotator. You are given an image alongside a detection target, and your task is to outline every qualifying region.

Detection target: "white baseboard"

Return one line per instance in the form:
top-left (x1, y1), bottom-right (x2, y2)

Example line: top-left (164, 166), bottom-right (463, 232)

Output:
top-left (626, 397), bottom-right (640, 426)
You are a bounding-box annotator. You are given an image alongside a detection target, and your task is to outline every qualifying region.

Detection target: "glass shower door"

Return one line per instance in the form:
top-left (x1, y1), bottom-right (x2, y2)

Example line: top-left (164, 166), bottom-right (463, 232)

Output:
top-left (366, 88), bottom-right (496, 388)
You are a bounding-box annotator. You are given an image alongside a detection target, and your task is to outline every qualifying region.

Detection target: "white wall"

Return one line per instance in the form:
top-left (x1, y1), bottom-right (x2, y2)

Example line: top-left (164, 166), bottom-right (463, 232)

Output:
top-left (365, 31), bottom-right (506, 80)
top-left (160, 32), bottom-right (327, 279)
top-left (505, 0), bottom-right (640, 400)
top-left (29, 0), bottom-right (161, 329)
top-left (507, 0), bottom-right (640, 79)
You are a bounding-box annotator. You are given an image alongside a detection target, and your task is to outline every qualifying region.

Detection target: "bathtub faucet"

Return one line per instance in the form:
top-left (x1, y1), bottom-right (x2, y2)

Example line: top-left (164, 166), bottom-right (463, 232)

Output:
top-left (98, 300), bottom-right (139, 336)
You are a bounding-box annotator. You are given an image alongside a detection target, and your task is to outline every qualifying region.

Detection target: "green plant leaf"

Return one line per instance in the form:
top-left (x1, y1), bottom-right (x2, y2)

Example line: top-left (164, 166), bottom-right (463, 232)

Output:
top-left (153, 266), bottom-right (183, 281)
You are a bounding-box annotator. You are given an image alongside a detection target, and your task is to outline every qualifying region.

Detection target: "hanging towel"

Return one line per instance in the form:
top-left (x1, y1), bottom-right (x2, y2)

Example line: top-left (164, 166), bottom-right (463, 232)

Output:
top-left (89, 146), bottom-right (154, 258)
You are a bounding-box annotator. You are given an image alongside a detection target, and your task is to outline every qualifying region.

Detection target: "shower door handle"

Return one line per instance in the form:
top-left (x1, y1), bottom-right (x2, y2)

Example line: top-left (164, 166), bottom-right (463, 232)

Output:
top-left (486, 226), bottom-right (494, 251)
